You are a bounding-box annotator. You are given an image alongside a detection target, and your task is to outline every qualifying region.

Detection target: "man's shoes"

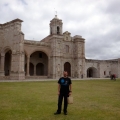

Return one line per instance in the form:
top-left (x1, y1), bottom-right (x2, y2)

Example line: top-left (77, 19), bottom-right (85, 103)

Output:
top-left (54, 112), bottom-right (61, 115)
top-left (64, 112), bottom-right (67, 115)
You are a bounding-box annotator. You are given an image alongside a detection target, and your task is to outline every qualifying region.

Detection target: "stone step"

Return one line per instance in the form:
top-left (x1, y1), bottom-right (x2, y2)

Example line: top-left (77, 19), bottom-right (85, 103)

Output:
top-left (25, 76), bottom-right (48, 79)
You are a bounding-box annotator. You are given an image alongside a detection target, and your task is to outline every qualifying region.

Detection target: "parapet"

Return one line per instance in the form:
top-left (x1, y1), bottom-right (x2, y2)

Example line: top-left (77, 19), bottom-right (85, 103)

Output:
top-left (24, 40), bottom-right (50, 47)
top-left (73, 35), bottom-right (85, 42)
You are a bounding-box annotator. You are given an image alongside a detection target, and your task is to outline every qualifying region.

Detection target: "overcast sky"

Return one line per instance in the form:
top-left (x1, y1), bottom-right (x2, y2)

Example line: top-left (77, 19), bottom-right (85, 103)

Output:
top-left (0, 0), bottom-right (120, 60)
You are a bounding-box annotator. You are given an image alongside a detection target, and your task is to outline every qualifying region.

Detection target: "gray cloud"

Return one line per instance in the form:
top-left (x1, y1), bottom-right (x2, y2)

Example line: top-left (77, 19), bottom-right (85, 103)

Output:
top-left (0, 0), bottom-right (120, 60)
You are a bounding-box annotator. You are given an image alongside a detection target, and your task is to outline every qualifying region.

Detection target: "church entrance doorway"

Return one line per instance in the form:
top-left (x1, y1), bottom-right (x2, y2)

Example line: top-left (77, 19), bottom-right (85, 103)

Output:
top-left (87, 67), bottom-right (98, 78)
top-left (64, 62), bottom-right (71, 76)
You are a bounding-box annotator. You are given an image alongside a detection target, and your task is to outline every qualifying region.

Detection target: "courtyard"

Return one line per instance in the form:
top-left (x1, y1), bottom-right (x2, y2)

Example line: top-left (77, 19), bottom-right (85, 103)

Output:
top-left (0, 79), bottom-right (120, 120)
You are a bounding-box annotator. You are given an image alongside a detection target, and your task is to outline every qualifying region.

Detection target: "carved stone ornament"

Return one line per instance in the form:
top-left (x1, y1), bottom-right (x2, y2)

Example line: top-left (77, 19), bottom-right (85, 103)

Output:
top-left (63, 31), bottom-right (71, 41)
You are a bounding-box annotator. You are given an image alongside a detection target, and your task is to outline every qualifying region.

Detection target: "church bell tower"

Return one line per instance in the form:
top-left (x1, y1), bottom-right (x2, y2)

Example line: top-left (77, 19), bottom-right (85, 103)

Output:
top-left (50, 15), bottom-right (63, 35)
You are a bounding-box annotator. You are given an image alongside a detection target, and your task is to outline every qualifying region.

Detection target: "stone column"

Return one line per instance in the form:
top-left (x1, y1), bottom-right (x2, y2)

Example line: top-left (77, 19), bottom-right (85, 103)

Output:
top-left (26, 55), bottom-right (30, 76)
top-left (0, 53), bottom-right (5, 76)
top-left (34, 64), bottom-right (36, 76)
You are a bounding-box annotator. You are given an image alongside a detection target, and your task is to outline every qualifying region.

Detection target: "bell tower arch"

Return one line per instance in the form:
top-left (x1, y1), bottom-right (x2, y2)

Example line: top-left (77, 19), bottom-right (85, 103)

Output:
top-left (50, 15), bottom-right (63, 35)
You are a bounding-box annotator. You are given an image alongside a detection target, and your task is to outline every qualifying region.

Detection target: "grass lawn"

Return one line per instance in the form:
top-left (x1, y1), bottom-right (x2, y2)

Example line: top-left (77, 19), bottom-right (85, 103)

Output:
top-left (0, 79), bottom-right (120, 120)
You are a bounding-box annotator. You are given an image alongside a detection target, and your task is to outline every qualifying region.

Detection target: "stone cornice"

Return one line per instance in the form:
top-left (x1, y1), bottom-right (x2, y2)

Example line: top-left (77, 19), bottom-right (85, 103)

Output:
top-left (0, 18), bottom-right (23, 27)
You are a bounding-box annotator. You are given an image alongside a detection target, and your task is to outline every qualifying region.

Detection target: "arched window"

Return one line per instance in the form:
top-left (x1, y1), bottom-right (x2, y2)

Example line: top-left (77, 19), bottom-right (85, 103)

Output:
top-left (57, 26), bottom-right (60, 34)
top-left (39, 53), bottom-right (42, 58)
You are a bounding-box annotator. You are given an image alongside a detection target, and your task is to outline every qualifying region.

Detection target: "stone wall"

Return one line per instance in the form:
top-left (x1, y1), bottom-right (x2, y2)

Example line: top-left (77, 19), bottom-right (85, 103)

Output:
top-left (0, 19), bottom-right (25, 80)
top-left (85, 59), bottom-right (118, 78)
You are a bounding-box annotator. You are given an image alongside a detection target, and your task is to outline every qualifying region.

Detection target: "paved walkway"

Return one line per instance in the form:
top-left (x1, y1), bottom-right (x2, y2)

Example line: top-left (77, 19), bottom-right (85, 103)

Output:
top-left (0, 78), bottom-right (110, 82)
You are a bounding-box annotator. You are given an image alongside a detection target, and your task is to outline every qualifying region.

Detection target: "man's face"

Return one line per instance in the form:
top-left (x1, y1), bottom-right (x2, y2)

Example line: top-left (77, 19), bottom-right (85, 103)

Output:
top-left (63, 71), bottom-right (68, 77)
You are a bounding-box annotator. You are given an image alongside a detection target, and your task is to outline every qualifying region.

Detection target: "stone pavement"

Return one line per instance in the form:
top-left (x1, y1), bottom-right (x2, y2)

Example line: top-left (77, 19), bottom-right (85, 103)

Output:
top-left (0, 78), bottom-right (110, 82)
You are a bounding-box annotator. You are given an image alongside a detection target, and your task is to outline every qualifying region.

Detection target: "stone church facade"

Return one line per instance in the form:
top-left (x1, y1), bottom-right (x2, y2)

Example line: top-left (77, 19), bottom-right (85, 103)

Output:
top-left (0, 15), bottom-right (120, 80)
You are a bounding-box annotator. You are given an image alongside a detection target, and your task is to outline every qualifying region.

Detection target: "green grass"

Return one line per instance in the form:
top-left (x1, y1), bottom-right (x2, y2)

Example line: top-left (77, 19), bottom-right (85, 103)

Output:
top-left (0, 79), bottom-right (120, 120)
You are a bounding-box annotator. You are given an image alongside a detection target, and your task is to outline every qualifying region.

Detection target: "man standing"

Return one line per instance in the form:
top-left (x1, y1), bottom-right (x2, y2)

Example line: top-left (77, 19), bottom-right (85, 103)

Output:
top-left (54, 71), bottom-right (72, 115)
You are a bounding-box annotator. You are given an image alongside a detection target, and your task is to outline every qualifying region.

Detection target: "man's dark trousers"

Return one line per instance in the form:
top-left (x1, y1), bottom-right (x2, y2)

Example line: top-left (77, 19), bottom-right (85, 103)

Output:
top-left (57, 93), bottom-right (68, 113)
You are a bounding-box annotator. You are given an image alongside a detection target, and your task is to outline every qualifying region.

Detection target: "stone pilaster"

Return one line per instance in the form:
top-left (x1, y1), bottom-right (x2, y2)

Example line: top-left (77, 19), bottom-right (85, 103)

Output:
top-left (48, 57), bottom-right (50, 78)
top-left (26, 55), bottom-right (30, 76)
top-left (0, 53), bottom-right (5, 76)
top-left (10, 52), bottom-right (25, 80)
